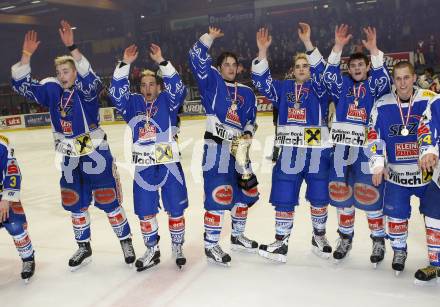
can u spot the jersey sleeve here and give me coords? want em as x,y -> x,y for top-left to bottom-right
419,95 -> 440,159
0,137 -> 21,202
251,57 -> 283,109
188,33 -> 219,104
244,92 -> 257,136
323,50 -> 344,103
307,48 -> 327,99
368,51 -> 392,99
367,102 -> 386,172
159,61 -> 187,112
109,62 -> 137,122
11,61 -> 52,107
74,55 -> 103,102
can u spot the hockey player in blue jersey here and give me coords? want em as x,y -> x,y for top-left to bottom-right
11,21 -> 135,270
0,135 -> 35,283
189,26 -> 259,266
323,24 -> 391,264
417,93 -> 440,283
251,24 -> 332,262
109,43 -> 188,271
369,61 -> 436,275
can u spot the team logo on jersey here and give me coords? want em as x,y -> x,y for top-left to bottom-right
286,87 -> 310,104
242,186 -> 258,198
395,142 -> 418,161
225,108 -> 241,127
155,143 -> 174,163
74,134 -> 93,155
354,183 -> 380,205
346,85 -> 367,99
139,124 -> 156,141
304,128 -> 321,146
346,104 -> 367,122
7,160 -> 19,175
212,185 -> 233,205
329,181 -> 352,202
287,108 -> 307,123
61,120 -> 73,135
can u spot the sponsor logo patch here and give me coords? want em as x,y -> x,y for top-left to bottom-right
61,188 -> 79,206
204,212 -> 221,226
395,142 -> 418,161
354,183 -> 380,205
329,181 -> 352,202
93,188 -> 116,205
346,104 -> 367,122
388,221 -> 408,234
212,185 -> 233,205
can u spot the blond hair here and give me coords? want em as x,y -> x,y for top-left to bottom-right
293,53 -> 309,66
392,61 -> 415,77
54,55 -> 75,69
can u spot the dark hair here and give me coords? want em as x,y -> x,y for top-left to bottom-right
347,52 -> 370,67
392,61 -> 415,77
216,51 -> 239,68
424,67 -> 434,76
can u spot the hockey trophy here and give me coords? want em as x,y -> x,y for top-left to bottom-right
231,135 -> 258,190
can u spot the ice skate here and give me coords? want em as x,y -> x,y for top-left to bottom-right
392,249 -> 407,276
120,237 -> 136,267
69,242 -> 92,272
135,244 -> 160,272
414,265 -> 440,285
370,236 -> 385,269
231,234 -> 258,253
21,257 -> 35,284
172,243 -> 186,270
258,235 -> 289,263
333,233 -> 352,263
205,244 -> 231,267
312,234 -> 332,259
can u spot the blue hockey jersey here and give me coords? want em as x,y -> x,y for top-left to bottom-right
11,56 -> 105,156
189,33 -> 257,140
109,61 -> 187,166
0,135 -> 21,202
368,88 -> 436,187
251,48 -> 330,147
324,50 -> 391,147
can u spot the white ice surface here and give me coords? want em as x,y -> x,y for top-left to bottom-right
0,115 -> 438,307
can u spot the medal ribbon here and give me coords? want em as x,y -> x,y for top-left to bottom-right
60,89 -> 75,113
295,83 -> 303,104
353,84 -> 363,104
396,93 -> 414,131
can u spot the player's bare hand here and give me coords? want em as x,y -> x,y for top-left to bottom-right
149,43 -> 165,64
123,44 -> 138,64
362,26 -> 378,54
22,30 -> 40,56
58,20 -> 74,47
372,167 -> 385,186
298,22 -> 311,43
209,26 -> 224,40
0,200 -> 10,223
256,28 -> 272,51
420,153 -> 439,173
334,24 -> 352,49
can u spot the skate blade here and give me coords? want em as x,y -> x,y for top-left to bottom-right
207,257 -> 231,267
23,278 -> 31,284
231,244 -> 258,254
70,257 -> 92,272
258,250 -> 287,263
333,252 -> 350,264
414,277 -> 440,286
312,246 -> 331,259
394,270 -> 402,277
136,259 -> 160,272
128,263 -> 134,268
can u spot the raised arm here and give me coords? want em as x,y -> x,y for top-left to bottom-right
323,24 -> 352,101
150,44 -> 187,112
59,20 -> 102,99
11,30 -> 52,107
188,26 -> 223,96
362,27 -> 391,99
108,44 -> 139,121
298,22 -> 327,98
251,28 -> 282,109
